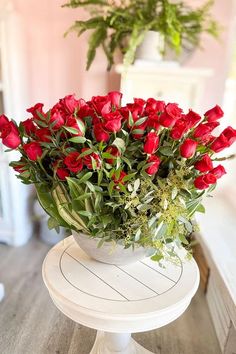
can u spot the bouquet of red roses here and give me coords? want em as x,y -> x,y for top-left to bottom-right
0,92 -> 235,261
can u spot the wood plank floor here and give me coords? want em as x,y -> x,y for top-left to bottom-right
0,237 -> 221,354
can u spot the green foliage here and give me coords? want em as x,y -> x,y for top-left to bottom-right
63,0 -> 220,70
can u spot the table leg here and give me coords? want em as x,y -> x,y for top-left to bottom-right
90,331 -> 154,354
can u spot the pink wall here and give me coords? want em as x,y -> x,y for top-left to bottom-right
13,0 -> 111,109
12,0 -> 236,111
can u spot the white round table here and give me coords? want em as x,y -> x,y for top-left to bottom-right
42,236 -> 199,354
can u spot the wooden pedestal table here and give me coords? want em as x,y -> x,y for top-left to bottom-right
42,237 -> 200,354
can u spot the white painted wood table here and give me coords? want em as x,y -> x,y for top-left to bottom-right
42,236 -> 200,354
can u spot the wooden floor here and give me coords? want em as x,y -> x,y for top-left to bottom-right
0,237 -> 221,354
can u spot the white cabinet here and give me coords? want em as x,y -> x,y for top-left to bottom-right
116,64 -> 213,112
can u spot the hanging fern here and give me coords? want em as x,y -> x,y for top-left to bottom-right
63,0 -> 220,70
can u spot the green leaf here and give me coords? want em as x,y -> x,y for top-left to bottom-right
108,181 -> 115,196
134,228 -> 141,242
112,137 -> 126,152
79,148 -> 93,158
196,204 -> 205,213
69,136 -> 87,143
134,116 -> 148,126
158,146 -> 174,156
86,26 -> 107,70
63,126 -> 80,135
47,216 -> 60,230
77,171 -> 93,184
151,253 -> 164,262
86,180 -> 95,192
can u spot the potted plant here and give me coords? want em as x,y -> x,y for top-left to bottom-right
63,0 -> 219,69
0,92 -> 235,265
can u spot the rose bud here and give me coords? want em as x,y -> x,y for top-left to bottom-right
56,167 -> 70,180
194,175 -> 209,190
26,103 -> 45,119
194,154 -> 213,172
180,139 -> 197,158
23,142 -> 43,161
112,171 -> 127,184
50,109 -> 65,130
0,115 -> 21,149
94,123 -> 110,142
108,91 -> 123,108
145,155 -> 161,175
222,126 -> 236,145
105,146 -> 120,164
144,132 -> 159,154
204,105 -> 224,122
81,148 -> 101,170
210,165 -> 226,179
193,122 -> 219,139
210,134 -> 229,153
103,111 -> 122,133
21,118 -> 37,135
64,152 -> 83,173
194,173 -> 217,190
35,128 -> 51,142
185,110 -> 201,128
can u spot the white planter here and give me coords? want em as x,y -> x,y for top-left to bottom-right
72,231 -> 154,266
135,30 -> 164,63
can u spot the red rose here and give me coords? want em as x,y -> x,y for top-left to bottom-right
50,109 -> 65,130
144,132 -> 159,154
180,139 -> 197,158
159,103 -> 182,127
64,152 -> 83,173
210,126 -> 236,153
81,148 -> 101,170
170,119 -> 188,140
21,118 -> 37,135
112,171 -> 127,184
59,94 -> 80,114
94,123 -> 110,142
194,155 -> 213,172
193,122 -> 219,139
204,105 -> 224,122
203,173 -> 217,185
185,110 -> 202,128
23,142 -> 43,161
145,98 -> 165,115
222,126 -> 236,145
210,165 -> 226,179
134,98 -> 146,115
0,120 -> 21,149
145,155 -> 161,175
147,113 -> 160,131
35,128 -> 51,142
105,146 -> 120,164
27,103 -> 45,119
77,99 -> 93,119
103,111 -> 122,133
56,167 -> 70,180
194,173 -> 217,190
0,114 -> 9,128
108,91 -> 122,108
91,95 -> 111,115
194,175 -> 209,190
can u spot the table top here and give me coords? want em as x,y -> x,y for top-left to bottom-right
42,236 -> 199,332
